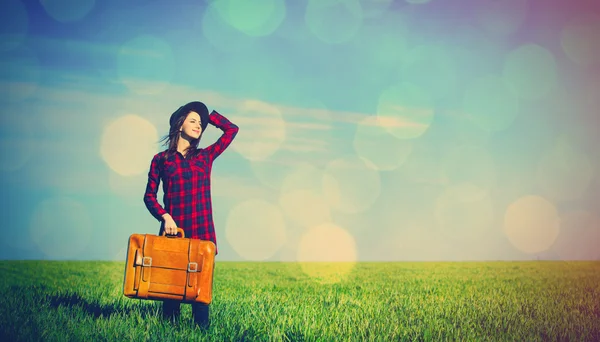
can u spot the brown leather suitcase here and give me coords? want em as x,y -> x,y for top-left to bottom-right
123,228 -> 215,304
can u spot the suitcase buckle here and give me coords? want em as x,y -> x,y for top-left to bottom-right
142,257 -> 152,267
188,262 -> 198,273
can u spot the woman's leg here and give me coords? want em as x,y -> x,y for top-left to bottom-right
162,299 -> 181,321
192,303 -> 210,328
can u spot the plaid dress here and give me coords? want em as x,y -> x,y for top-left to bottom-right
143,110 -> 238,255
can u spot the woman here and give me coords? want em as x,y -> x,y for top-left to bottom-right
143,101 -> 239,327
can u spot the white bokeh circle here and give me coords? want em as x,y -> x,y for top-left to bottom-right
296,223 -> 357,283
100,114 -> 158,176
503,195 -> 560,255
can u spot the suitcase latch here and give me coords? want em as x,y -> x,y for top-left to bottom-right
142,257 -> 152,267
188,262 -> 198,273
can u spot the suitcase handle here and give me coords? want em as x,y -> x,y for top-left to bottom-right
162,228 -> 185,238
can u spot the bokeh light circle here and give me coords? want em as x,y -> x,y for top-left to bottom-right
116,35 -> 175,95
536,136 -> 594,201
474,0 -> 529,38
305,0 -> 364,44
29,197 -> 93,259
100,114 -> 158,176
217,0 -> 286,37
322,155 -> 381,214
0,0 -> 29,51
400,44 -> 458,101
560,13 -> 600,68
503,195 -> 560,255
376,83 -> 435,140
463,74 -> 519,132
0,47 -> 41,103
553,210 -> 600,260
502,44 -> 558,100
225,199 -> 287,260
40,0 -> 96,23
230,100 -> 286,161
353,115 -> 413,171
201,0 -> 257,53
296,223 -> 357,283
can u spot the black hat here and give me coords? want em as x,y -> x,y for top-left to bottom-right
169,101 -> 209,131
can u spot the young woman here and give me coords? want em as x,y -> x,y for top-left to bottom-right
143,101 -> 238,327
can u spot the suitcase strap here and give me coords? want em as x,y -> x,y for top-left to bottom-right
138,235 -> 153,299
185,241 -> 203,302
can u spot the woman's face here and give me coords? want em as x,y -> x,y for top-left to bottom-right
180,111 -> 202,140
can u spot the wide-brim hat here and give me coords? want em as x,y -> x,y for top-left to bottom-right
169,101 -> 209,131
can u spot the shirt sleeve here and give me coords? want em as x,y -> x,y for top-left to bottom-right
204,110 -> 239,162
143,154 -> 168,221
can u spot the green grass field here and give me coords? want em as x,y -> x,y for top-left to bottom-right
1,260 -> 599,341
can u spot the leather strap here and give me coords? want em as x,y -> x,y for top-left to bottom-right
133,249 -> 141,290
138,235 -> 153,299
185,240 -> 201,301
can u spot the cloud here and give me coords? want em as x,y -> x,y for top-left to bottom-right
1,75 -> 432,192
280,136 -> 329,153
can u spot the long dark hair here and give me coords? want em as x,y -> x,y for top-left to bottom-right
158,112 -> 201,159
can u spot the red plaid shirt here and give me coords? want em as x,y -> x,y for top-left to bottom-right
143,110 -> 239,255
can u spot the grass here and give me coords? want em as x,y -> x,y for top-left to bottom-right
0,260 -> 599,341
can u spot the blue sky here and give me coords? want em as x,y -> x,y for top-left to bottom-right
1,0 -> 599,266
